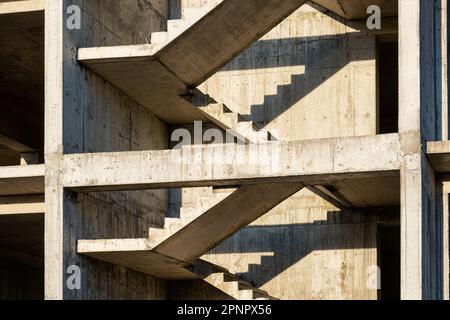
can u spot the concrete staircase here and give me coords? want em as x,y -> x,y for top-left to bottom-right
149,187 -> 230,244
152,182 -> 304,262
78,0 -> 309,123
189,259 -> 278,300
151,5 -> 217,51
190,92 -> 273,143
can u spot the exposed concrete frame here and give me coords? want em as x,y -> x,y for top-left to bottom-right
43,0 -> 64,300
0,0 -> 438,300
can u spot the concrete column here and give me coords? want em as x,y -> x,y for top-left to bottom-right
442,180 -> 450,299
399,0 -> 443,299
44,0 -> 65,300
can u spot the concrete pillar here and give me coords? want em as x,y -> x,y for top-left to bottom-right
44,0 -> 64,300
443,181 -> 450,299
399,0 -> 444,299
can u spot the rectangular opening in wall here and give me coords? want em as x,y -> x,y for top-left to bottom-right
377,224 -> 400,300
0,211 -> 44,300
0,3 -> 45,166
377,36 -> 399,134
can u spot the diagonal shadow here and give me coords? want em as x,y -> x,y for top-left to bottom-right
207,207 -> 399,287
216,32 -> 375,125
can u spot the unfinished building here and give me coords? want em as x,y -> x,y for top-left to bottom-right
0,0 -> 448,300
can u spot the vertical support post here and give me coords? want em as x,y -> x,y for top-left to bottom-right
44,0 -> 64,300
440,0 -> 449,140
399,0 -> 444,299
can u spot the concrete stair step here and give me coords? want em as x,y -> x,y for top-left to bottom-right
151,6 -> 215,48
203,271 -> 275,300
198,103 -> 240,126
188,259 -> 278,300
153,183 -> 304,262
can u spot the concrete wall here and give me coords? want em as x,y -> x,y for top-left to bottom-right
61,0 -> 170,299
199,4 -> 378,141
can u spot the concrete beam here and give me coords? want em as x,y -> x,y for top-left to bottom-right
77,239 -> 195,280
0,245 -> 43,269
156,0 -> 309,86
63,133 -> 403,192
0,0 -> 44,30
0,202 -> 45,215
0,164 -> 45,196
78,44 -> 205,124
427,140 -> 450,172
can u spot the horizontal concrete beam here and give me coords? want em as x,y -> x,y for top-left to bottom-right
427,141 -> 450,172
63,134 -> 403,192
0,0 -> 44,30
0,0 -> 44,15
0,202 -> 45,215
0,164 -> 45,196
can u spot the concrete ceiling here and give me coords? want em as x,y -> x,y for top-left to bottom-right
313,0 -> 398,20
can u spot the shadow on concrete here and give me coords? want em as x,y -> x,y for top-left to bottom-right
217,31 -> 374,125
207,207 -> 399,287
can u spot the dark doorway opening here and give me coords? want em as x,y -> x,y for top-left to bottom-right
377,224 -> 400,300
377,37 -> 399,134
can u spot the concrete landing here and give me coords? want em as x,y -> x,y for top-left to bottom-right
63,134 -> 403,207
78,45 -> 205,124
77,238 -> 195,280
0,0 -> 44,29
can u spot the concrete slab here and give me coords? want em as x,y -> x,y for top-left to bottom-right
78,0 -> 309,124
0,164 -> 45,196
78,45 -> 206,124
77,238 -> 195,280
427,141 -> 450,172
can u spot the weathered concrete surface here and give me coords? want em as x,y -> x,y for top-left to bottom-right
78,0 -> 309,123
0,165 -> 44,196
46,0 -> 171,300
78,45 -> 206,124
63,134 -> 402,192
153,182 -> 304,262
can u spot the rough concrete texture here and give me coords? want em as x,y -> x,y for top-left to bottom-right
0,0 -> 448,301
